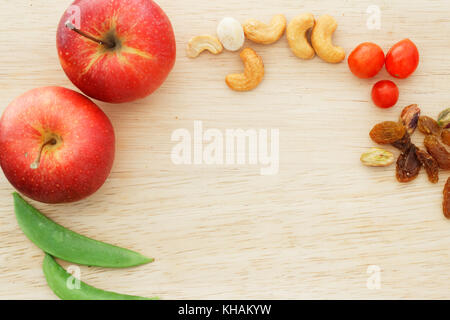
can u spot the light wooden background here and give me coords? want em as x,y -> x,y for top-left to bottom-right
1,0 -> 450,300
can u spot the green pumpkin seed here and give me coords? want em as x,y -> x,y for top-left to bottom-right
360,148 -> 395,167
437,108 -> 450,128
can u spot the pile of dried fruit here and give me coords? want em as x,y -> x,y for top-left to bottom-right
187,13 -> 345,92
362,104 -> 450,218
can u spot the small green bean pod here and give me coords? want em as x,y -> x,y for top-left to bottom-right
14,192 -> 152,268
43,254 -> 157,300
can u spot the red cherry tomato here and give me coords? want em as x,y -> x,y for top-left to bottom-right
348,42 -> 385,78
371,80 -> 399,109
385,39 -> 419,79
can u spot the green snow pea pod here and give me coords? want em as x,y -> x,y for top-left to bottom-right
43,254 -> 157,300
13,192 -> 152,268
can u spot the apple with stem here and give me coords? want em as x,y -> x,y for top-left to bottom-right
0,87 -> 115,204
57,0 -> 176,103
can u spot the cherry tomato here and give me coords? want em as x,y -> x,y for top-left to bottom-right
371,80 -> 399,109
348,42 -> 385,78
385,39 -> 419,79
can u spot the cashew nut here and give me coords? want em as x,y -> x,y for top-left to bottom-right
286,13 -> 315,60
225,48 -> 264,92
186,35 -> 223,58
217,17 -> 245,51
243,14 -> 286,45
311,14 -> 346,63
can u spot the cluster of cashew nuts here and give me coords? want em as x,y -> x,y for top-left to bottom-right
187,13 -> 345,91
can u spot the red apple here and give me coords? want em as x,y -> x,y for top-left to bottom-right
0,87 -> 115,203
57,0 -> 176,103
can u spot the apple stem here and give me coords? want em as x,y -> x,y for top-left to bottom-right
65,21 -> 115,49
30,138 -> 57,170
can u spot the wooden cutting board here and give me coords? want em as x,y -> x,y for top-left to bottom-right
1,0 -> 450,299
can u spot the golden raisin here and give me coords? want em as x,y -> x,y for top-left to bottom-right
370,121 -> 406,145
424,135 -> 450,170
443,177 -> 450,219
416,148 -> 439,183
396,144 -> 421,183
418,116 -> 441,136
441,129 -> 450,146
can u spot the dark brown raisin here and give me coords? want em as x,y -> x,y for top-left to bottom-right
424,135 -> 450,170
396,144 -> 421,183
418,116 -> 441,136
370,121 -> 406,144
392,131 -> 411,152
400,104 -> 420,135
416,148 -> 439,183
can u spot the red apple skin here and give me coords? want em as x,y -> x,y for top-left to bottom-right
0,87 -> 115,203
57,0 -> 176,103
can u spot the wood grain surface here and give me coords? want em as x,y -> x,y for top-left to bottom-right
1,0 -> 450,299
